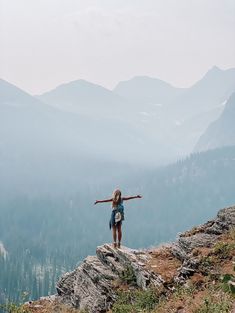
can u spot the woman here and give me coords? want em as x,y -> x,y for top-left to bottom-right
94,189 -> 142,248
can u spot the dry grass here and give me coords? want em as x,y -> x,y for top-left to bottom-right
147,247 -> 182,283
152,232 -> 235,313
24,299 -> 81,313
154,285 -> 234,313
154,289 -> 205,313
180,221 -> 214,238
112,231 -> 235,313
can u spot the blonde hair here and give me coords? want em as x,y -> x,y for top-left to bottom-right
112,189 -> 122,208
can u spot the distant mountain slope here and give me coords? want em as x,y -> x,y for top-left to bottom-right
124,145 -> 235,248
0,79 -> 175,196
113,67 -> 235,120
112,68 -> 235,156
0,79 -> 95,194
194,92 -> 235,152
37,78 -> 182,157
113,76 -> 183,104
0,78 -> 48,109
167,104 -> 224,155
37,79 -> 128,118
166,66 -> 235,121
2,66 -> 235,171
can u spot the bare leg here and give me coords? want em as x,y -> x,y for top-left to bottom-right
117,223 -> 122,247
112,226 -> 117,247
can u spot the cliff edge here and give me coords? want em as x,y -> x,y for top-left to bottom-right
27,205 -> 235,313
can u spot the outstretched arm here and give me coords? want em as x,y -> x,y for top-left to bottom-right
122,195 -> 142,201
94,198 -> 113,205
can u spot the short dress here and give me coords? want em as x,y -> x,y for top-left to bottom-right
109,200 -> 125,229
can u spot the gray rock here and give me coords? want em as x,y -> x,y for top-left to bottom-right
97,244 -> 164,289
57,255 -> 118,312
172,205 -> 235,282
173,205 -> 235,260
57,244 -> 164,312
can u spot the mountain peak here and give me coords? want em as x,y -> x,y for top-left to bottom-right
205,65 -> 235,78
0,78 -> 46,108
113,75 -> 181,104
114,75 -> 174,89
209,65 -> 222,72
37,78 -> 127,112
203,66 -> 223,78
48,79 -> 109,94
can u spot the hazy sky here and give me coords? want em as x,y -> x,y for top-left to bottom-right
0,0 -> 235,94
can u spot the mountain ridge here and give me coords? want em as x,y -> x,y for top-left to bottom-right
37,78 -> 129,118
113,75 -> 183,104
0,78 -> 50,110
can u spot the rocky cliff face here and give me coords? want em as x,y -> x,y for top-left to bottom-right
56,245 -> 164,312
194,92 -> 235,152
53,205 -> 235,313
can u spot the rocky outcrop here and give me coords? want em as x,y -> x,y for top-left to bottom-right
56,245 -> 164,312
56,205 -> 235,313
171,206 -> 235,283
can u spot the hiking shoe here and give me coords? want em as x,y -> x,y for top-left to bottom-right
117,242 -> 121,249
113,242 -> 117,248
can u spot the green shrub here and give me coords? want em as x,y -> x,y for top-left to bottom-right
112,289 -> 159,313
79,309 -> 89,313
172,285 -> 196,299
228,227 -> 235,240
213,242 -> 235,259
134,289 -> 159,311
194,296 -> 232,313
0,293 -> 30,313
198,255 -> 215,275
0,302 -> 30,313
221,274 -> 235,295
120,265 -> 137,286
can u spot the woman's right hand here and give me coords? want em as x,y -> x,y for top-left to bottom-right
94,200 -> 99,205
